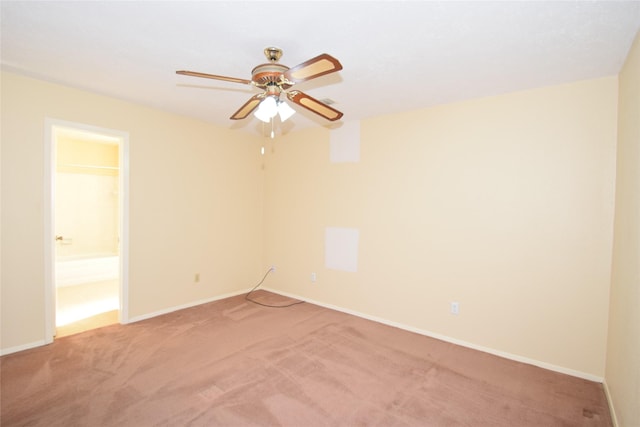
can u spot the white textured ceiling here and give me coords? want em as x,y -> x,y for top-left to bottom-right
2,1 -> 639,136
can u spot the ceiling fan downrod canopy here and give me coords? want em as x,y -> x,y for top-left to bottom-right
264,47 -> 283,62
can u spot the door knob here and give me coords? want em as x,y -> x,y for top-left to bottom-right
55,235 -> 63,241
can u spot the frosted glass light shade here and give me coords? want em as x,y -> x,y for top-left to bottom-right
254,96 -> 278,123
278,101 -> 296,122
262,96 -> 278,115
254,107 -> 272,123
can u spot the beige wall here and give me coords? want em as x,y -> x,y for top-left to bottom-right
263,77 -> 618,378
1,71 -> 264,350
606,30 -> 640,427
0,68 -> 624,383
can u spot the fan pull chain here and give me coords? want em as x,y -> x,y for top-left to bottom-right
270,118 -> 275,139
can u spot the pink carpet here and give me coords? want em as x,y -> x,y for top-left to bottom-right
1,291 -> 612,426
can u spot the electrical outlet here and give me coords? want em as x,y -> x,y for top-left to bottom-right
450,301 -> 459,315
311,272 -> 317,283
195,273 -> 200,283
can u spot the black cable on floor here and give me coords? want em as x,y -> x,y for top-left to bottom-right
245,268 -> 305,308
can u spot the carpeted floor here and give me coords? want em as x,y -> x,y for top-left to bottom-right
1,290 -> 612,426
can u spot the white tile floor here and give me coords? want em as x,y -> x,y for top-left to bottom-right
56,280 -> 119,327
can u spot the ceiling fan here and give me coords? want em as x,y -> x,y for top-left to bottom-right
176,47 -> 344,123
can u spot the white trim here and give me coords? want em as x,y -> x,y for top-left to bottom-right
127,289 -> 249,324
44,118 -> 130,337
3,289 -> 248,354
603,380 -> 619,427
1,340 -> 48,356
262,286 -> 604,383
43,121 -> 55,344
118,128 -> 130,325
7,282 -> 608,385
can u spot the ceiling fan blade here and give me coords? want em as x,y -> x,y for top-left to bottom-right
286,91 -> 343,121
176,70 -> 252,85
283,54 -> 343,84
230,94 -> 264,120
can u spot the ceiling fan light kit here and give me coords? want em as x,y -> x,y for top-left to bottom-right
177,47 -> 343,136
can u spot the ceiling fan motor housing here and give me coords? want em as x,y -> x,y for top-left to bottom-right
251,63 -> 291,89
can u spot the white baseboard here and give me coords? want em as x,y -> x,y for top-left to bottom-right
1,290 -> 250,356
126,289 -> 249,324
602,380 -> 619,427
1,339 -> 48,356
262,286 -> 604,383
2,287 -> 605,386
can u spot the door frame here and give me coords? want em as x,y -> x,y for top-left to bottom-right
44,118 -> 130,343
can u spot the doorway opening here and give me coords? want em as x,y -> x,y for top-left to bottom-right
45,119 -> 129,341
